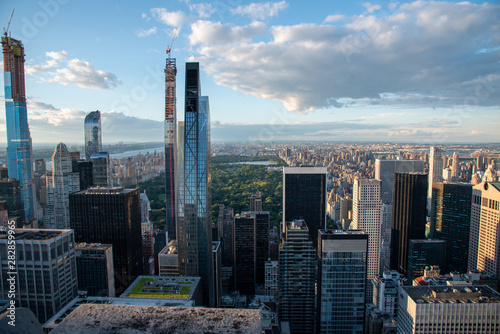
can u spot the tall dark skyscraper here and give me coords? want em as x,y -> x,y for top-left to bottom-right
430,182 -> 472,273
84,111 -> 102,161
2,35 -> 36,221
390,172 -> 427,273
177,62 -> 214,306
164,48 -> 177,241
283,166 -> 327,249
69,187 -> 142,295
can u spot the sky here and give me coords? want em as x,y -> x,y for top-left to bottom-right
0,0 -> 499,146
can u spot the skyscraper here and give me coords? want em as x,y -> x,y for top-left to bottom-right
233,214 -> 255,295
283,166 -> 327,249
75,242 -> 115,297
90,152 -> 110,187
390,173 -> 427,273
0,229 -> 78,323
451,152 -> 460,181
317,229 -> 367,334
407,239 -> 446,280
430,182 -> 472,273
352,178 -> 381,301
374,159 -> 425,203
177,62 -> 214,306
84,111 -> 102,161
45,143 -> 80,229
468,182 -> 500,282
0,178 -> 23,224
428,146 -> 443,214
278,220 -> 316,333
164,50 -> 177,241
2,35 -> 36,221
69,187 -> 142,295
250,191 -> 262,211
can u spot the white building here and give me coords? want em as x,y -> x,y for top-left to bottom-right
45,143 -> 80,229
468,182 -> 500,279
372,270 -> 404,318
352,177 -> 382,302
264,259 -> 278,301
398,285 -> 500,334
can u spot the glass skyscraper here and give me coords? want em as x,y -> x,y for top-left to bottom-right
177,62 -> 214,307
84,110 -> 102,161
2,36 -> 36,221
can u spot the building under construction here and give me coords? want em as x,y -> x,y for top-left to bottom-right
164,35 -> 177,241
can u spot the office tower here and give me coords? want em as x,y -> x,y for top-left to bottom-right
158,240 -> 179,276
75,243 -> 115,297
154,229 -> 168,274
407,239 -> 446,280
317,229 -> 368,334
451,152 -> 460,181
69,187 -> 142,295
250,191 -> 262,211
233,214 -> 255,295
164,52 -> 177,241
375,159 -> 425,203
213,241 -> 222,308
45,143 -> 80,229
177,62 -> 214,306
0,166 -> 8,179
72,160 -> 93,190
0,178 -> 23,223
430,182 -> 472,273
390,173 -> 427,273
477,154 -> 485,171
339,196 -> 352,221
219,205 -> 234,266
84,111 -> 102,161
352,178 -> 382,301
90,152 -> 109,187
2,35 -> 36,221
428,146 -> 443,213
398,285 -> 500,334
380,203 -> 392,274
283,166 -> 327,249
265,260 -> 279,301
254,212 -> 270,285
469,182 -> 500,282
278,220 -> 316,333
372,271 -> 404,318
0,229 -> 78,322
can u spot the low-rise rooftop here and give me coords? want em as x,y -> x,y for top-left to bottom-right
403,285 -> 500,304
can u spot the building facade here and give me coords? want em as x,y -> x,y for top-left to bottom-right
407,239 -> 446,280
0,229 -> 78,323
278,220 -> 316,333
372,271 -> 404,318
69,187 -> 142,295
283,166 -> 327,249
468,182 -> 500,283
177,62 -> 214,306
2,36 -> 36,221
390,173 -> 427,274
90,152 -> 110,187
317,229 -> 368,334
430,182 -> 472,273
428,146 -> 443,214
352,177 -> 382,301
0,178 -> 23,224
375,159 -> 425,204
84,111 -> 102,162
75,243 -> 115,297
45,143 -> 80,229
265,260 -> 278,301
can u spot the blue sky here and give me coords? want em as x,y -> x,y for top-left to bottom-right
0,0 -> 499,146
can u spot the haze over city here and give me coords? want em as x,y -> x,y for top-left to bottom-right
0,0 -> 498,145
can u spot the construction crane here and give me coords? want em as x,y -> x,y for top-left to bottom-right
166,29 -> 178,66
3,9 -> 14,36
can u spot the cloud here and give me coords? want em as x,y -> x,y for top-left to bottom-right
26,51 -> 68,75
49,59 -> 121,90
189,21 -> 266,45
470,130 -> 485,136
189,3 -> 216,19
151,8 -> 186,27
231,1 -> 288,20
188,1 -> 500,113
362,2 -> 381,14
136,27 -> 158,37
142,13 -> 150,21
324,15 -> 346,23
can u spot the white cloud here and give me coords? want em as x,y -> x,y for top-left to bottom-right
189,1 -> 500,113
362,2 -> 381,14
136,27 -> 158,37
49,59 -> 121,89
324,15 -> 346,23
231,1 -> 288,20
189,21 -> 266,45
151,8 -> 186,27
470,130 -> 485,136
142,13 -> 150,21
190,3 -> 216,19
46,51 -> 68,60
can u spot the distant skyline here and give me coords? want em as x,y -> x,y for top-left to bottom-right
0,0 -> 499,145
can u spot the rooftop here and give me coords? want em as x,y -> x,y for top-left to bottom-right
121,276 -> 199,300
75,243 -> 112,251
403,285 -> 500,304
0,229 -> 70,241
51,304 -> 262,334
319,229 -> 366,236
